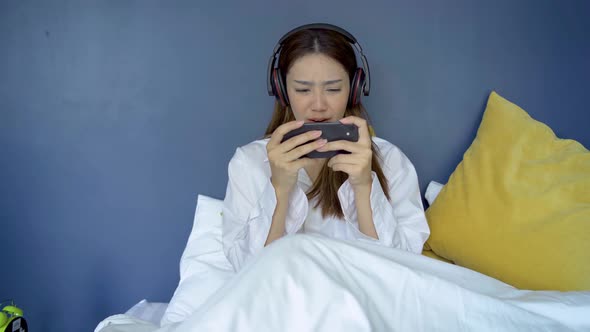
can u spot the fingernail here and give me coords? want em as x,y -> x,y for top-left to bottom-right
312,130 -> 322,137
317,139 -> 328,150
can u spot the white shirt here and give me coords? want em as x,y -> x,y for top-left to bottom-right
222,136 -> 430,271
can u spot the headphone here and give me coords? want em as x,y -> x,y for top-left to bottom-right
0,301 -> 27,332
267,23 -> 371,109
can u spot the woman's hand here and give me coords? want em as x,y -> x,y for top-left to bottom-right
267,120 -> 327,199
316,116 -> 373,190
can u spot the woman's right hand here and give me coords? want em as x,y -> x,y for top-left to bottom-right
266,120 -> 327,199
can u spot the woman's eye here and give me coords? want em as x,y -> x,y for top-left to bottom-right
295,89 -> 310,93
327,89 -> 341,92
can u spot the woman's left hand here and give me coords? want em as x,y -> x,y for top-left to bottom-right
316,116 -> 373,190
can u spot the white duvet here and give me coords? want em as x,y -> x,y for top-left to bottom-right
96,234 -> 590,332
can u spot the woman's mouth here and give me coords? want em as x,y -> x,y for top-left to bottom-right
308,118 -> 329,123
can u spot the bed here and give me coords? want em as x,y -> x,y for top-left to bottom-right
94,92 -> 590,331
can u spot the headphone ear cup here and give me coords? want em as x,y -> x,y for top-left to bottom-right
0,310 -> 7,327
348,68 -> 365,108
272,68 -> 290,107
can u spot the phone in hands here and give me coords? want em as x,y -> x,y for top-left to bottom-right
281,121 -> 359,158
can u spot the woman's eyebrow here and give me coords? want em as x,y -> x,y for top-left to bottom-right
293,79 -> 343,86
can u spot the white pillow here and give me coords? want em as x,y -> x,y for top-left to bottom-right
125,299 -> 168,325
160,195 -> 235,326
425,181 -> 444,206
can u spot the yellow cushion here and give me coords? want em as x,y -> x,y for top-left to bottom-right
425,91 -> 590,291
421,249 -> 454,264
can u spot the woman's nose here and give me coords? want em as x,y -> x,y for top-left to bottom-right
312,91 -> 327,111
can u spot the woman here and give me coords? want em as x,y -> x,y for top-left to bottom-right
222,23 -> 430,272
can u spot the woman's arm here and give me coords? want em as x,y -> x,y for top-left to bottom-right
353,184 -> 378,240
222,145 -> 309,271
264,189 -> 290,246
334,142 -> 430,254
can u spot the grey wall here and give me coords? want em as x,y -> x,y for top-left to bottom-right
1,1 -> 588,331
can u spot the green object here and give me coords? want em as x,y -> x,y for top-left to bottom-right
0,301 -> 28,332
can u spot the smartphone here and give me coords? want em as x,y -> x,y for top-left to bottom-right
281,121 -> 359,158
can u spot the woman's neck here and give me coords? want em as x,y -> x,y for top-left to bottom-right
304,158 -> 327,183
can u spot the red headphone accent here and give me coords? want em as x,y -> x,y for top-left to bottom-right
272,69 -> 288,107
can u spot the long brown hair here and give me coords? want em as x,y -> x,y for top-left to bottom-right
264,27 -> 391,219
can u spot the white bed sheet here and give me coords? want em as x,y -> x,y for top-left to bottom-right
96,234 -> 590,332
95,300 -> 168,332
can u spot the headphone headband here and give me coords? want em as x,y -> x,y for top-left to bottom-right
276,23 -> 358,49
267,23 -> 371,101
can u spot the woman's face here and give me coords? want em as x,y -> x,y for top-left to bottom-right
285,53 -> 350,123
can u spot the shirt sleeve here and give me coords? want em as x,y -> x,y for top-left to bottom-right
221,146 -> 308,271
337,145 -> 430,254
